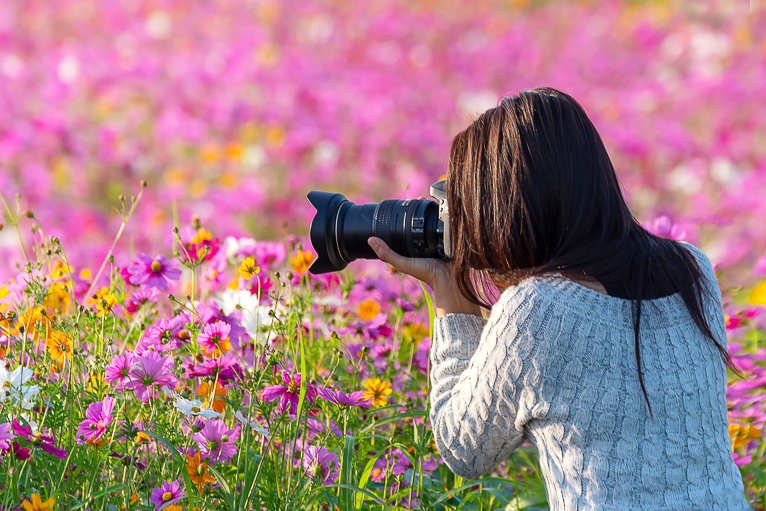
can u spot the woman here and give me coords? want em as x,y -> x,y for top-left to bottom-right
367,87 -> 751,510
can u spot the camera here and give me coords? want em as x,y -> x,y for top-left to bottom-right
305,180 -> 451,274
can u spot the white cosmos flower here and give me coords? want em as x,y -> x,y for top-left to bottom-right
174,396 -> 221,419
216,289 -> 284,343
234,410 -> 271,438
224,236 -> 258,261
0,365 -> 40,410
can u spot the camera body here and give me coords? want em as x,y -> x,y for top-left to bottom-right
306,179 -> 451,274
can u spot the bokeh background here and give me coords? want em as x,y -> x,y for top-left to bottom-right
0,0 -> 763,287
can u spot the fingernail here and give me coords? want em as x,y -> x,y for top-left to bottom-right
368,238 -> 379,250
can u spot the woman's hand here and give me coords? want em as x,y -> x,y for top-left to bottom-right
367,197 -> 483,317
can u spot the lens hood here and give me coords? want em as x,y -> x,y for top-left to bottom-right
307,190 -> 350,274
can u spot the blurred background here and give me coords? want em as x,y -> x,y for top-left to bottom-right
0,0 -> 763,287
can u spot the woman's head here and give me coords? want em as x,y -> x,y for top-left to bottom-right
445,86 -> 745,420
447,87 -> 635,304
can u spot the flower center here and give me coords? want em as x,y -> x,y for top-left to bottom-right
162,491 -> 172,502
288,381 -> 300,394
59,343 -> 68,352
191,406 -> 201,413
207,440 -> 219,451
151,261 -> 162,272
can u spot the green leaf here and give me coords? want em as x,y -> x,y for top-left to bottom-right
420,281 -> 436,336
207,464 -> 235,510
355,443 -> 395,509
340,435 -> 355,510
326,484 -> 391,511
146,432 -> 198,509
432,476 -> 518,505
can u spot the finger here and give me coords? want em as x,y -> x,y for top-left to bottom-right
368,237 -> 419,277
417,195 -> 426,200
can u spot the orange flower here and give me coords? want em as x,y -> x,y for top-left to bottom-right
17,306 -> 50,341
21,494 -> 55,511
290,249 -> 315,274
44,283 -> 70,314
46,330 -> 73,365
729,421 -> 762,449
196,381 -> 227,413
357,299 -> 381,321
186,452 -> 215,491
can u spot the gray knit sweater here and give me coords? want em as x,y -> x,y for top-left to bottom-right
429,241 -> 751,510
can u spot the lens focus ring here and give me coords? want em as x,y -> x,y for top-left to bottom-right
373,200 -> 396,246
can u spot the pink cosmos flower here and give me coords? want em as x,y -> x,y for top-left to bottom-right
105,352 -> 135,390
316,386 -> 372,408
149,480 -> 185,510
12,419 -> 68,459
125,288 -> 160,314
77,396 -> 115,444
127,351 -> 177,403
261,371 -> 318,417
645,215 -> 687,241
197,321 -> 232,357
336,312 -> 392,340
127,254 -> 182,290
137,317 -> 186,355
306,416 -> 342,441
253,241 -> 287,269
186,354 -> 241,382
193,419 -> 240,463
0,423 -> 13,451
301,445 -> 339,485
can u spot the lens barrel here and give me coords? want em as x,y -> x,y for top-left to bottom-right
307,192 -> 444,274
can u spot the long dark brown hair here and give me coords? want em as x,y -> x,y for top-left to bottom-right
446,86 -> 746,420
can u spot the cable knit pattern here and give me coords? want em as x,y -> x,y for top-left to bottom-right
429,241 -> 751,510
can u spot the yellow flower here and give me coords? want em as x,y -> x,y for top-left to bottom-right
44,282 -> 70,314
80,268 -> 92,280
87,287 -> 110,306
50,260 -> 71,280
363,378 -> 393,408
191,228 -> 213,245
95,293 -> 118,317
22,494 -> 55,511
165,506 -> 183,511
729,421 -> 762,449
749,281 -> 766,306
402,323 -> 429,342
239,257 -> 261,280
46,330 -> 73,365
290,249 -> 315,274
358,299 -> 381,321
86,373 -> 109,398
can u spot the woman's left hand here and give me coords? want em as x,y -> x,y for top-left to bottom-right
367,197 -> 482,316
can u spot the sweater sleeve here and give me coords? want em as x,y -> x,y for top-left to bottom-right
428,287 -> 542,480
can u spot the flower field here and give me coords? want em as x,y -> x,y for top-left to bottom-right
0,0 -> 764,509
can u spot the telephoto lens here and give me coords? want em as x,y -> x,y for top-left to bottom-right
306,180 -> 451,274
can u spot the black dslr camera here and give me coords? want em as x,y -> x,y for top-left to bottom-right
305,180 -> 451,275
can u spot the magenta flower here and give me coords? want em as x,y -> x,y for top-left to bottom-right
105,352 -> 135,390
197,321 -> 232,357
645,215 -> 687,241
125,288 -> 160,313
301,445 -> 339,485
137,318 -> 184,355
261,371 -> 318,417
12,419 -> 68,459
77,396 -> 115,444
127,351 -> 177,402
316,386 -> 372,408
127,254 -> 182,290
0,423 -> 13,451
193,419 -> 240,463
186,354 -> 241,382
149,480 -> 185,510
